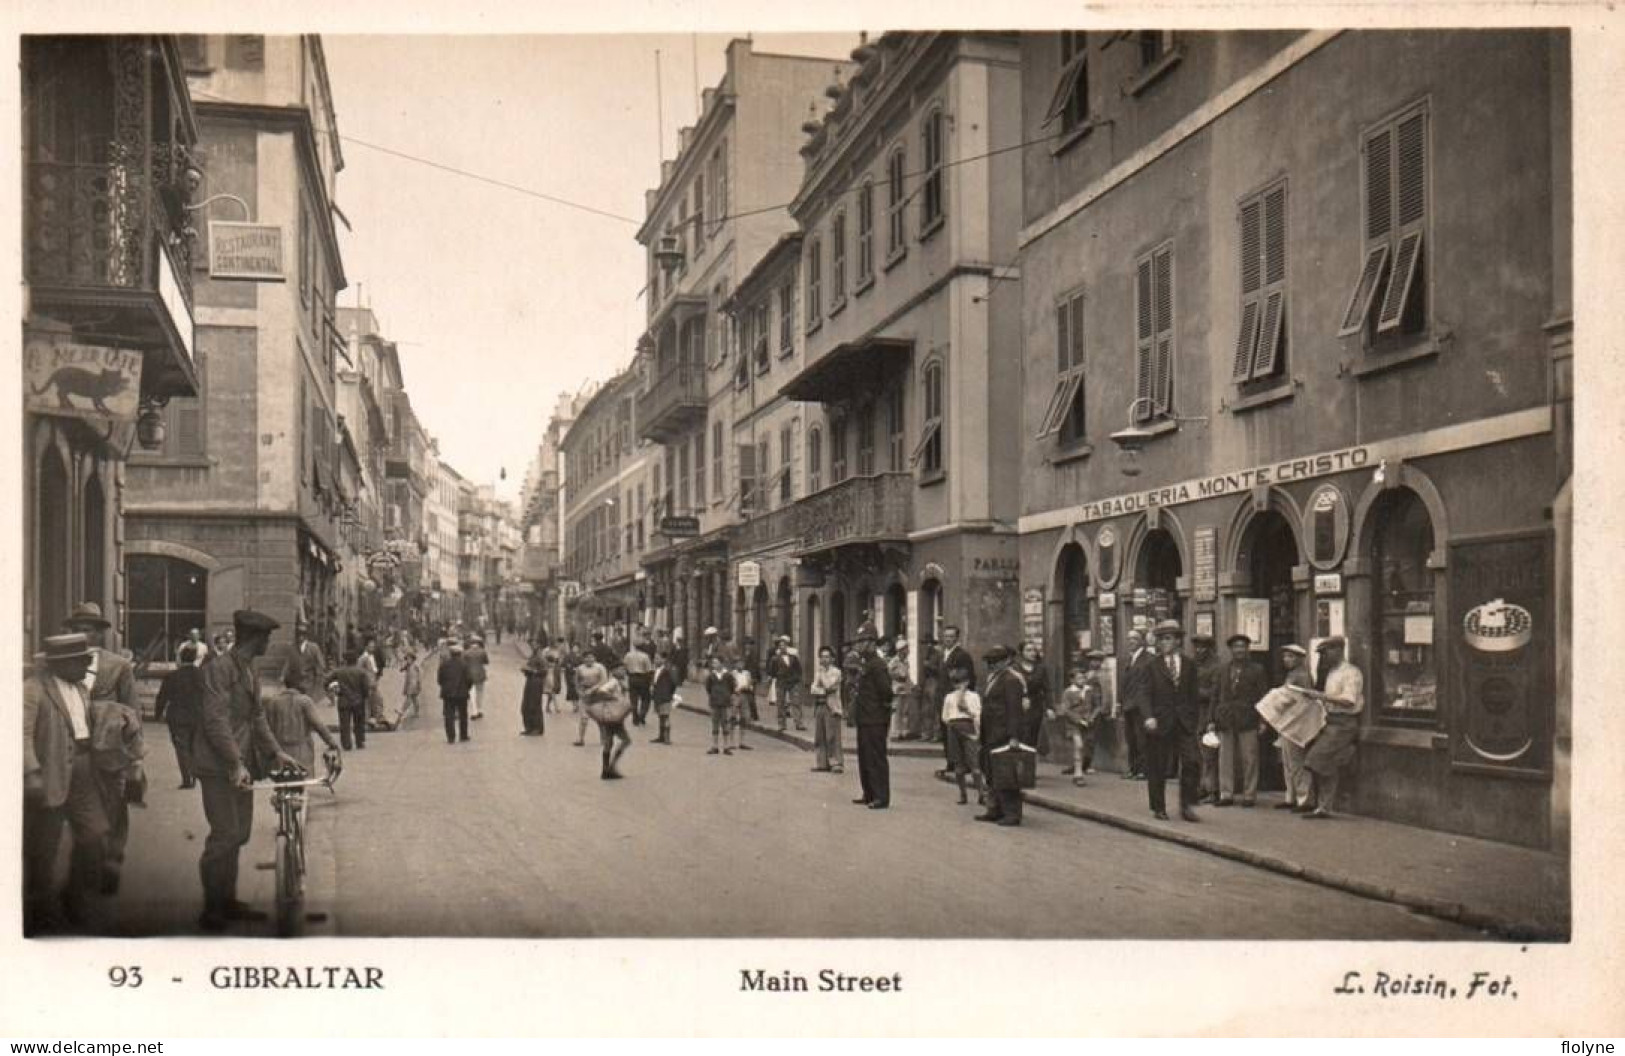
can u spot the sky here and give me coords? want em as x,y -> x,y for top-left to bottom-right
322,33 -> 860,502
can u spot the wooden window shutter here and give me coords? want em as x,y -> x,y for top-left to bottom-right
1338,243 -> 1389,336
1395,111 -> 1426,229
1365,127 -> 1393,241
1069,293 -> 1085,370
1253,291 -> 1286,377
173,353 -> 205,457
1250,184 -> 1288,379
1153,248 -> 1173,413
738,443 -> 756,511
1263,184 -> 1286,286
1231,300 -> 1261,382
1135,257 -> 1154,414
1056,303 -> 1071,374
1376,230 -> 1423,332
1239,200 -> 1262,295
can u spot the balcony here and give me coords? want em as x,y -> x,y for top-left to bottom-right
732,499 -> 801,556
795,472 -> 914,554
23,36 -> 200,401
637,362 -> 708,444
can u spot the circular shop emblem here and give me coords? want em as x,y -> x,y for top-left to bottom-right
1463,598 -> 1534,653
1098,526 -> 1118,549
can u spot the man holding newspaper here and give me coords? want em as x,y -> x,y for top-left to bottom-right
1254,637 -> 1365,820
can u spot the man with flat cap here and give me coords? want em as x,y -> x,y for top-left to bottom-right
192,609 -> 302,931
849,621 -> 896,810
976,645 -> 1029,827
1275,643 -> 1316,811
1302,636 -> 1364,820
1143,619 -> 1202,822
22,633 -> 110,932
1211,632 -> 1270,807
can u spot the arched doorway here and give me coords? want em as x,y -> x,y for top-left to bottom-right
775,576 -> 793,643
1368,488 -> 1438,718
1058,543 -> 1090,677
884,582 -> 907,642
82,467 -> 106,610
1135,528 -> 1183,628
1238,510 -> 1300,686
829,590 -> 847,654
805,593 -> 822,660
37,446 -> 71,644
919,578 -> 943,650
750,584 -> 768,667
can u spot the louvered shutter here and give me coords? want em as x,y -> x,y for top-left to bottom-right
1251,185 -> 1288,378
1365,127 -> 1393,241
738,443 -> 755,512
1069,293 -> 1085,370
1135,258 -> 1153,416
1376,230 -> 1423,332
1239,200 -> 1262,296
1254,291 -> 1285,378
1153,248 -> 1173,413
1395,111 -> 1426,228
1338,243 -> 1389,336
1376,111 -> 1427,333
1232,301 -> 1260,383
1263,184 -> 1286,287
173,400 -> 202,457
1056,303 -> 1070,374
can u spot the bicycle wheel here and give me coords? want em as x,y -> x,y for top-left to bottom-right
274,830 -> 299,937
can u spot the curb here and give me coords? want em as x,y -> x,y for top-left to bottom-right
936,773 -> 1560,942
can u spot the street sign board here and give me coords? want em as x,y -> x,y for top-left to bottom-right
209,221 -> 286,282
737,560 -> 761,589
659,515 -> 700,537
24,337 -> 143,424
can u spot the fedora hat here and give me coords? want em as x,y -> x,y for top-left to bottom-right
63,602 -> 111,630
1152,619 -> 1184,638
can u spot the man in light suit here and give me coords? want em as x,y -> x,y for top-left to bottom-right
1142,620 -> 1202,822
23,633 -> 110,933
62,602 -> 139,894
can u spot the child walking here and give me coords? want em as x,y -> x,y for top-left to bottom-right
1055,656 -> 1106,787
705,657 -> 736,755
941,666 -> 984,805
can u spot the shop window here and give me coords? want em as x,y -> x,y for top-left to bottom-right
1135,528 -> 1183,626
1233,181 -> 1288,386
1060,544 -> 1090,675
126,554 -> 208,662
1339,103 -> 1428,344
1370,488 -> 1438,717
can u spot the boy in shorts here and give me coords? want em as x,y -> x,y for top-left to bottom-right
705,657 -> 736,755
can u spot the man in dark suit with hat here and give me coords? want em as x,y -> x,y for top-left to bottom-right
1142,619 -> 1202,822
849,621 -> 895,810
193,609 -> 302,931
1211,632 -> 1270,807
22,633 -> 109,932
975,645 -> 1028,827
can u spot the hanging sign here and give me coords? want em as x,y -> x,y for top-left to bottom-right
737,560 -> 761,589
659,515 -> 700,537
209,221 -> 286,282
24,337 -> 144,424
1314,573 -> 1343,595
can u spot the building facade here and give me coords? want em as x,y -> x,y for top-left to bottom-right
1015,29 -> 1569,849
22,35 -> 202,657
123,33 -> 349,673
781,31 -> 1026,671
635,39 -> 855,656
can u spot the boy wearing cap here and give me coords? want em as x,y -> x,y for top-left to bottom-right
1212,633 -> 1270,807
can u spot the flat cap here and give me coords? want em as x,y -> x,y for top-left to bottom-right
1316,636 -> 1347,652
983,644 -> 1012,664
1226,632 -> 1252,648
232,609 -> 280,634
1280,644 -> 1308,657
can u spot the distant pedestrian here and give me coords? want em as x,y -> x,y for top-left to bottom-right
1301,638 -> 1364,820
579,661 -> 631,779
622,639 -> 655,727
768,637 -> 805,732
704,657 -> 736,756
540,642 -> 563,714
588,630 -> 618,671
850,622 -> 895,810
464,636 -> 489,720
436,643 -> 473,745
730,656 -> 755,751
650,651 -> 678,745
941,666 -> 984,806
808,646 -> 845,774
178,628 -> 209,667
156,644 -> 205,788
519,649 -> 547,737
280,619 -> 328,698
400,649 -> 422,724
325,664 -> 371,751
566,642 -> 589,746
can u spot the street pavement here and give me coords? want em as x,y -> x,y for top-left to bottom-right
82,645 -> 1485,940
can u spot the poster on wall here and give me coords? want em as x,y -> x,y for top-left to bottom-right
1315,598 -> 1345,639
1194,611 -> 1215,640
1237,598 -> 1270,651
1021,587 -> 1045,643
1097,612 -> 1116,657
1193,526 -> 1218,603
1448,532 -> 1551,777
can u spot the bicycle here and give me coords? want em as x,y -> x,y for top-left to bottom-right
259,752 -> 341,937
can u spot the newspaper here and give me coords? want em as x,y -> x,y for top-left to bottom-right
1254,686 -> 1327,749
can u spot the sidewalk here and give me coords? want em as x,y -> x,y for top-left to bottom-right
680,686 -> 1570,941
670,678 -> 942,758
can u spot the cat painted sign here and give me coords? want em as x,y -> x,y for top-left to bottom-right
24,337 -> 143,423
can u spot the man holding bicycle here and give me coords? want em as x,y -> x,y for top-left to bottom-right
193,609 -> 303,933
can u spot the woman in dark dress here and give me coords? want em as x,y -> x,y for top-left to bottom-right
1018,639 -> 1051,753
519,649 -> 547,737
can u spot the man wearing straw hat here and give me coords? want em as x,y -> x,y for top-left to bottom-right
23,633 -> 110,932
1142,619 -> 1202,822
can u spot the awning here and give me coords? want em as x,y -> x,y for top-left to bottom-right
781,337 -> 912,404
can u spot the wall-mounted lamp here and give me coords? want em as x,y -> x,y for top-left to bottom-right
1107,397 -> 1208,478
135,395 -> 171,451
654,234 -> 684,273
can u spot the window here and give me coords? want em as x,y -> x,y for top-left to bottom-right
830,416 -> 848,484
1038,290 -> 1087,442
1133,243 -> 1175,422
807,426 -> 823,493
636,483 -> 646,551
677,442 -> 690,513
779,425 -> 793,503
676,199 -> 690,275
915,361 -> 945,475
711,419 -> 724,499
1139,30 -> 1175,67
1233,181 -> 1288,385
1340,103 -> 1428,343
737,442 -> 757,514
778,280 -> 794,355
887,148 -> 907,260
921,108 -> 945,232
1043,32 -> 1091,134
692,174 -> 705,256
298,204 -> 311,306
693,430 -> 706,506
1370,489 -> 1437,718
712,140 -> 728,235
806,238 -> 823,329
856,180 -> 875,286
753,302 -> 770,374
624,490 -> 634,554
886,386 -> 905,471
756,438 -> 770,509
831,212 -> 848,308
159,350 -> 207,460
711,282 -> 729,366
734,313 -> 751,390
126,555 -> 208,662
856,404 -> 876,476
